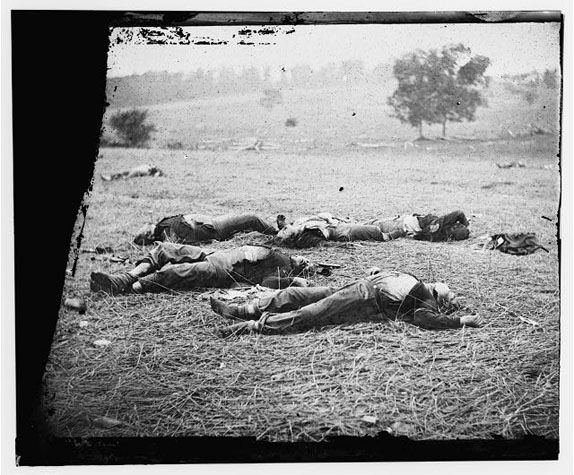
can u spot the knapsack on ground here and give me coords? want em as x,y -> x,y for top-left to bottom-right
487,233 -> 549,255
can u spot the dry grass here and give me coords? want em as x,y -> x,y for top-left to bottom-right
43,133 -> 560,442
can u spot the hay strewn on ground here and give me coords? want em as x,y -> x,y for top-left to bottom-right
43,137 -> 560,442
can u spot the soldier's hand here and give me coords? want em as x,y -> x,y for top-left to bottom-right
460,315 -> 483,328
291,277 -> 310,287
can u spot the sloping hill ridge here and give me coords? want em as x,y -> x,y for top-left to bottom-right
102,81 -> 560,152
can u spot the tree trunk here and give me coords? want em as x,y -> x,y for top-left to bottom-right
442,119 -> 447,138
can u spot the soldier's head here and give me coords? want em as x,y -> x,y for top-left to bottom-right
447,223 -> 470,241
150,166 -> 164,177
290,255 -> 316,276
427,282 -> 461,312
134,223 -> 157,245
275,223 -> 298,246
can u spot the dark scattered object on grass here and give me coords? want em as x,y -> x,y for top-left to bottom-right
81,247 -> 111,254
529,123 -> 548,135
285,117 -> 297,127
481,181 -> 514,189
485,233 -> 549,255
96,246 -> 114,254
541,216 -> 553,222
339,186 -> 344,192
318,262 -> 341,269
101,164 -> 164,181
496,161 -> 526,169
242,138 -> 263,151
213,267 -> 482,336
64,297 -> 87,314
316,262 -> 341,277
108,256 -> 128,263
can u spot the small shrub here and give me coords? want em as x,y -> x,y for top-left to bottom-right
285,117 -> 298,127
109,109 -> 156,148
166,140 -> 183,150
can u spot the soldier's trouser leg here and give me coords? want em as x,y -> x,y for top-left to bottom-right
215,214 -> 277,239
138,242 -> 208,271
223,280 -> 381,335
256,286 -> 335,313
213,286 -> 333,321
332,224 -> 393,242
138,261 -> 223,293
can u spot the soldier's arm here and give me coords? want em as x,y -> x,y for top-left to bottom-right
412,307 -> 461,330
413,306 -> 482,330
442,210 -> 469,227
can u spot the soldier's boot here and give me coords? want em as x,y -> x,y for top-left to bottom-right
383,229 -> 405,241
210,297 -> 262,321
90,272 -> 137,295
218,320 -> 262,338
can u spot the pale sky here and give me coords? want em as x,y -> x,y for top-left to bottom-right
107,22 -> 561,79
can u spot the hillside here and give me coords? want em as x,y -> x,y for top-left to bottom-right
101,78 -> 560,153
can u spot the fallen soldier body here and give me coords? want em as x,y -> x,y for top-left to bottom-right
274,211 -> 469,248
274,212 -> 404,248
211,267 -> 482,336
134,213 -> 278,246
363,210 -> 470,242
101,164 -> 165,181
90,242 -> 314,295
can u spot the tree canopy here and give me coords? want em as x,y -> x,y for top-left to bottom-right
387,44 -> 490,138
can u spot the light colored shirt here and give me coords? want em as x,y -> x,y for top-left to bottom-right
277,213 -> 348,242
364,215 -> 422,236
367,271 -> 419,302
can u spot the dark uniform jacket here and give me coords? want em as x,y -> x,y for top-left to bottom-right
367,272 -> 461,330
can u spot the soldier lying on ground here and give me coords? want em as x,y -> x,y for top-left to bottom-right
101,164 -> 165,181
134,213 -> 278,246
211,267 -> 482,336
90,242 -> 314,295
274,212 -> 404,248
274,211 -> 469,248
363,210 -> 470,242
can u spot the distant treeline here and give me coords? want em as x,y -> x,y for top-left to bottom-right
106,60 -> 393,108
500,68 -> 560,105
106,60 -> 559,110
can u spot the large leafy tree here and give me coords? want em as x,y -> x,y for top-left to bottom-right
388,44 -> 490,138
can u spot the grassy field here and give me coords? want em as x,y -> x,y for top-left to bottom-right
41,77 -> 562,446
43,130 -> 561,443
